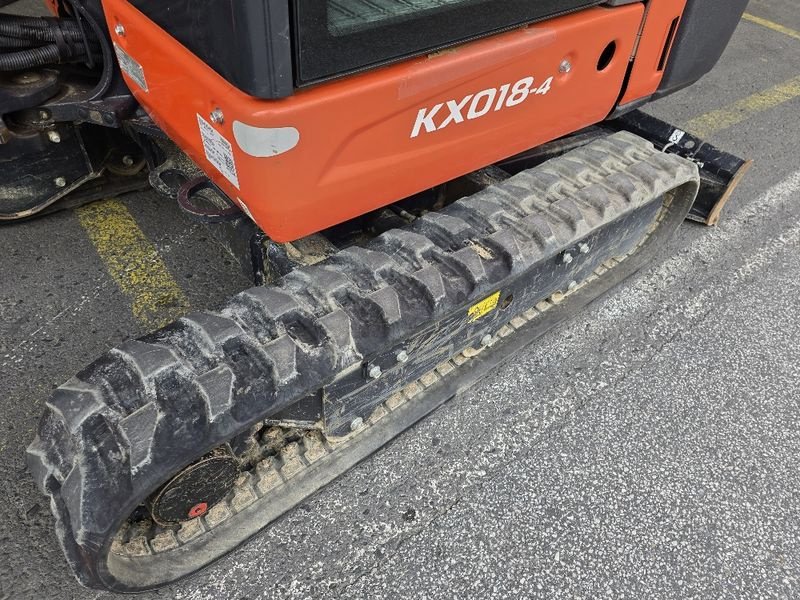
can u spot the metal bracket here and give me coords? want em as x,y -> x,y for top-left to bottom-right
610,110 -> 752,225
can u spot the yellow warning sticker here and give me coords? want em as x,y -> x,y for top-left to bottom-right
468,291 -> 501,322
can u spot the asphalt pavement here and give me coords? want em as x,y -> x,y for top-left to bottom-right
2,1 -> 800,598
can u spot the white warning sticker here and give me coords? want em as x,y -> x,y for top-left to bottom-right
197,114 -> 240,189
113,43 -> 148,92
669,128 -> 686,145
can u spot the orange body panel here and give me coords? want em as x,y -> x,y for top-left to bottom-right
102,1 -> 645,242
620,0 -> 687,106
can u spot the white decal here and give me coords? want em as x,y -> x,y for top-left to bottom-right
197,114 -> 239,189
669,129 -> 686,145
114,43 -> 147,92
411,103 -> 444,138
232,121 -> 300,157
410,75 -> 555,138
439,95 -> 474,129
467,89 -> 496,120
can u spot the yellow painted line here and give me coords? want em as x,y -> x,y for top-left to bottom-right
742,13 -> 800,42
684,75 -> 800,138
76,199 -> 190,329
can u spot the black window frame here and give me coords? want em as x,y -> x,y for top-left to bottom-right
293,0 -> 602,86
126,0 -> 605,98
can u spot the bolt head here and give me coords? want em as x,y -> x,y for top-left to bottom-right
562,252 -> 574,264
568,280 -> 578,290
396,350 -> 409,364
481,334 -> 493,347
47,131 -> 61,144
559,59 -> 572,73
210,108 -> 225,124
350,417 -> 364,431
38,110 -> 50,121
122,155 -> 135,167
114,23 -> 125,36
579,243 -> 590,254
368,365 -> 382,379
54,177 -> 67,188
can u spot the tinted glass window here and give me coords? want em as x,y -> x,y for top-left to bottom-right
295,0 -> 601,85
328,0 -> 488,35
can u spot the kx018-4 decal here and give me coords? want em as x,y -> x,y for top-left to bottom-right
411,75 -> 554,138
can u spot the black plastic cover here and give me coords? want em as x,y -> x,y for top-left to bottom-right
129,0 -> 602,99
129,0 -> 293,99
655,0 -> 750,99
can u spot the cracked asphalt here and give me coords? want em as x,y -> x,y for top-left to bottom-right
2,1 -> 800,598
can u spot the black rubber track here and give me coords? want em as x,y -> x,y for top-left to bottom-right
27,132 -> 700,592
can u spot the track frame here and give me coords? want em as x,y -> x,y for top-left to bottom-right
28,131 -> 699,592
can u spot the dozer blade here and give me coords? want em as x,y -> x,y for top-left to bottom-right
27,131 -> 699,592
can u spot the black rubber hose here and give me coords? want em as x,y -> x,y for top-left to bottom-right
0,24 -> 87,43
0,35 -> 40,49
0,47 -> 103,71
0,9 -> 105,80
0,45 -> 62,71
0,17 -> 87,43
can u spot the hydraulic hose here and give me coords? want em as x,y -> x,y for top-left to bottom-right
0,34 -> 39,49
0,13 -> 99,71
0,44 -> 61,71
0,16 -> 87,43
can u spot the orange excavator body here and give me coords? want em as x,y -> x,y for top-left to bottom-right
102,0 -> 686,242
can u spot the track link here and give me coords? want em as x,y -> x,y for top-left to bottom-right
27,132 -> 699,592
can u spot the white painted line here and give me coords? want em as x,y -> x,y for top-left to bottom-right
597,169 -> 800,322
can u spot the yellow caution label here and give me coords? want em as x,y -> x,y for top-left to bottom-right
468,291 -> 501,322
